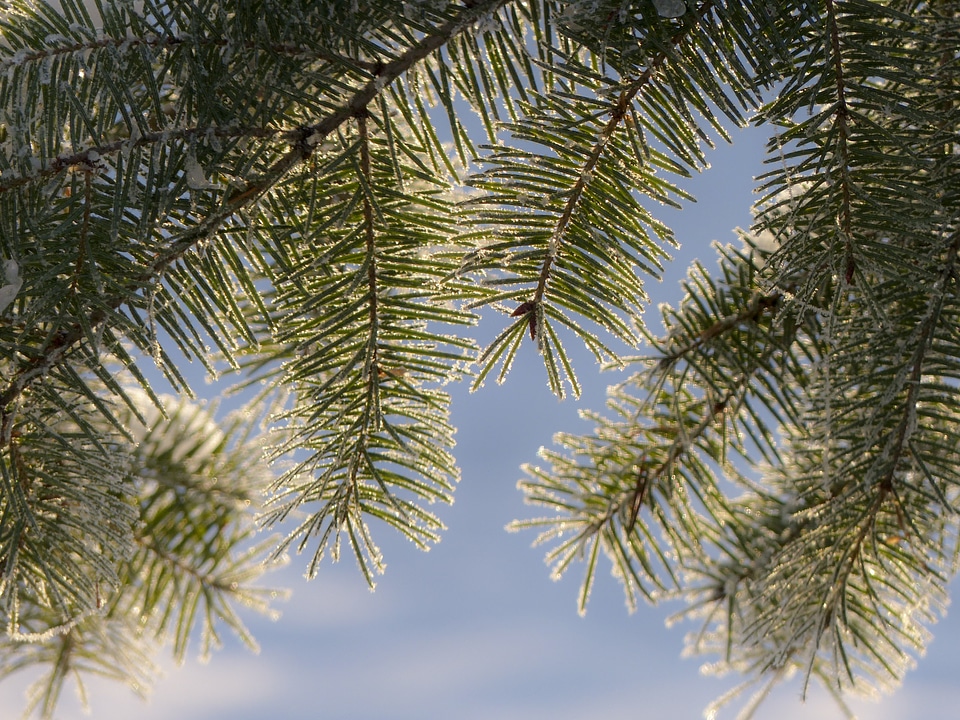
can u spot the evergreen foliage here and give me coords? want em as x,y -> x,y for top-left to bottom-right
0,0 -> 956,716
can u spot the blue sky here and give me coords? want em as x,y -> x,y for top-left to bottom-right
3,117 -> 959,720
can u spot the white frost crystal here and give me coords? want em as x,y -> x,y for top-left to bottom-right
185,148 -> 218,190
652,0 -> 686,17
0,259 -> 22,313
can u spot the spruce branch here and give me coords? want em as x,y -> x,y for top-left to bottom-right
1,1 -> 957,717
468,0 -> 809,397
624,385 -> 736,533
0,124 -> 279,194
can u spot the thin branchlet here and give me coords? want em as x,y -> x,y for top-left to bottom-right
825,0 -> 856,285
